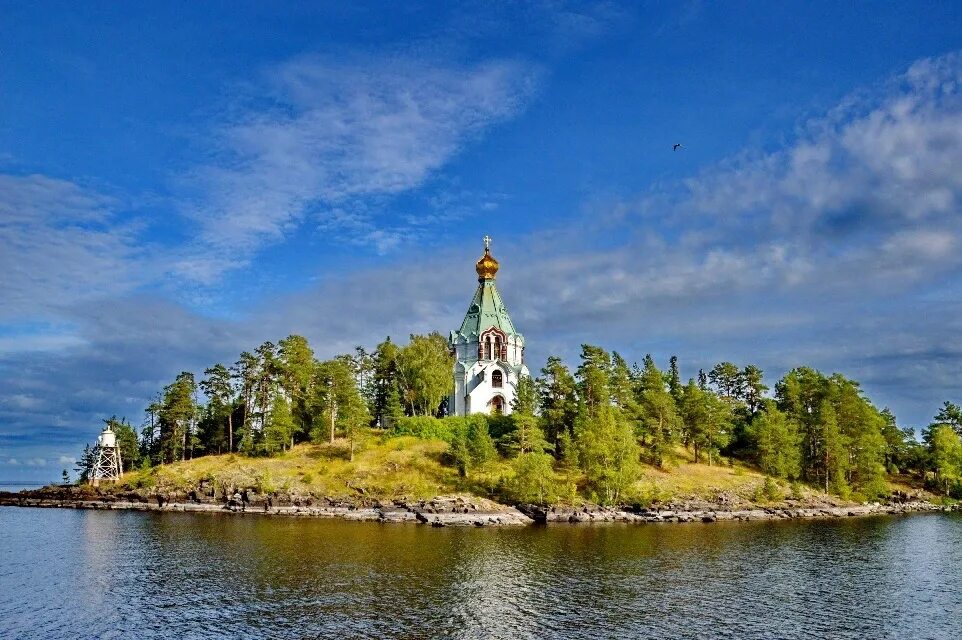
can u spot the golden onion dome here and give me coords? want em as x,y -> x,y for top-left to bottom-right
476,236 -> 499,280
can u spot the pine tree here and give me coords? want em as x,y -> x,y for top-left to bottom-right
667,355 -> 683,404
263,396 -> 295,455
200,363 -> 234,453
501,377 -> 549,456
384,383 -> 404,430
749,403 -> 802,479
538,356 -> 578,451
312,358 -> 370,449
158,372 -> 197,464
929,425 -> 962,495
741,365 -> 768,414
709,362 -> 743,399
932,401 -> 962,437
573,345 -> 640,504
277,335 -> 316,446
820,401 -> 849,496
636,356 -> 680,467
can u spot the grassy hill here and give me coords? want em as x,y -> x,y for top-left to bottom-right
112,432 -> 920,509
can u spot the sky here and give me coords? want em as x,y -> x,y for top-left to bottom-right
3,2 -> 962,482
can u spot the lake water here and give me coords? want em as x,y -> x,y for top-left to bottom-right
1,508 -> 960,639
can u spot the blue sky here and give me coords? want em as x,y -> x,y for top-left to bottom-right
4,2 -> 962,481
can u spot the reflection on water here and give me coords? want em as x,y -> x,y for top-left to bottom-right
1,508 -> 960,639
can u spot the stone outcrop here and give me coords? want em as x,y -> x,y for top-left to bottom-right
1,486 -> 955,527
0,487 -> 532,527
519,499 -> 954,524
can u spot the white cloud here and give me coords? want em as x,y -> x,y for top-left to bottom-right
0,174 -> 150,322
177,55 -> 541,280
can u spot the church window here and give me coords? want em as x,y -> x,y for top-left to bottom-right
484,338 -> 492,360
489,396 -> 504,414
492,370 -> 503,388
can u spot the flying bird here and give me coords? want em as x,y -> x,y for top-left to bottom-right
673,143 -> 682,151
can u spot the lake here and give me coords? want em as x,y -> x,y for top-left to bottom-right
1,507 -> 959,639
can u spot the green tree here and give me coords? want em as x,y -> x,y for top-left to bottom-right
879,408 -> 917,474
636,356 -> 680,467
929,424 -> 962,495
263,396 -> 295,455
709,361 -> 742,399
383,383 -> 404,430
348,345 -> 377,420
466,416 -> 497,467
667,355 -> 683,404
158,372 -> 197,463
776,367 -> 827,484
311,358 -> 371,458
233,351 -> 259,449
749,403 -> 802,479
820,400 -> 849,495
105,416 -> 141,471
372,337 -> 402,427
450,428 -> 471,478
831,374 -> 887,497
394,332 -> 454,416
679,380 -> 733,465
278,335 -> 316,446
931,401 -> 962,437
200,363 -> 234,453
573,345 -> 640,504
574,402 -> 640,504
741,365 -> 767,414
501,377 -> 549,456
75,445 -> 95,484
504,453 -> 559,505
538,356 -> 578,451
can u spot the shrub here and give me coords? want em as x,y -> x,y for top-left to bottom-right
499,453 -> 561,505
789,481 -> 805,500
393,416 -> 458,442
755,476 -> 783,503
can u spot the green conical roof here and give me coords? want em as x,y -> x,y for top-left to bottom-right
457,279 -> 519,338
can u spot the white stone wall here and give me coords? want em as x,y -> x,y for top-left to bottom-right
451,343 -> 529,416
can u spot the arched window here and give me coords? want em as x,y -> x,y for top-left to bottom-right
489,396 -> 504,414
484,338 -> 492,360
492,370 -> 503,388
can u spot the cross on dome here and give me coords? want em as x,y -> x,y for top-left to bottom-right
475,235 -> 499,280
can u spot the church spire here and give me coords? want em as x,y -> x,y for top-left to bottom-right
475,235 -> 500,281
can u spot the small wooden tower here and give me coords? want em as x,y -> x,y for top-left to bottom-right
91,425 -> 123,486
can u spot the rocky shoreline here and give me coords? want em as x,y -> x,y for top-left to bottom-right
0,487 -> 956,527
518,500 -> 954,524
0,488 -> 533,527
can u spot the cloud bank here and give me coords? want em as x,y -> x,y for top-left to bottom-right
5,50 -> 962,479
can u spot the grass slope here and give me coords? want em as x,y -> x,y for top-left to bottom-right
117,434 -> 907,508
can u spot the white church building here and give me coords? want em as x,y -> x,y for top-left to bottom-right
449,237 -> 530,416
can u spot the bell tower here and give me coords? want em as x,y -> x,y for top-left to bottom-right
448,237 -> 530,416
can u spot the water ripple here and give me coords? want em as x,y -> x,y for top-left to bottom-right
1,509 -> 960,639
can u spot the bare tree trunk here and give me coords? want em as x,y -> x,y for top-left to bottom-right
228,411 -> 233,453
329,403 -> 337,444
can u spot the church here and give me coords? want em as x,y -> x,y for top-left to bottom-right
448,237 -> 530,416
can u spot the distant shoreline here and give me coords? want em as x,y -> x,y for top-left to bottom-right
1,488 -> 955,527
